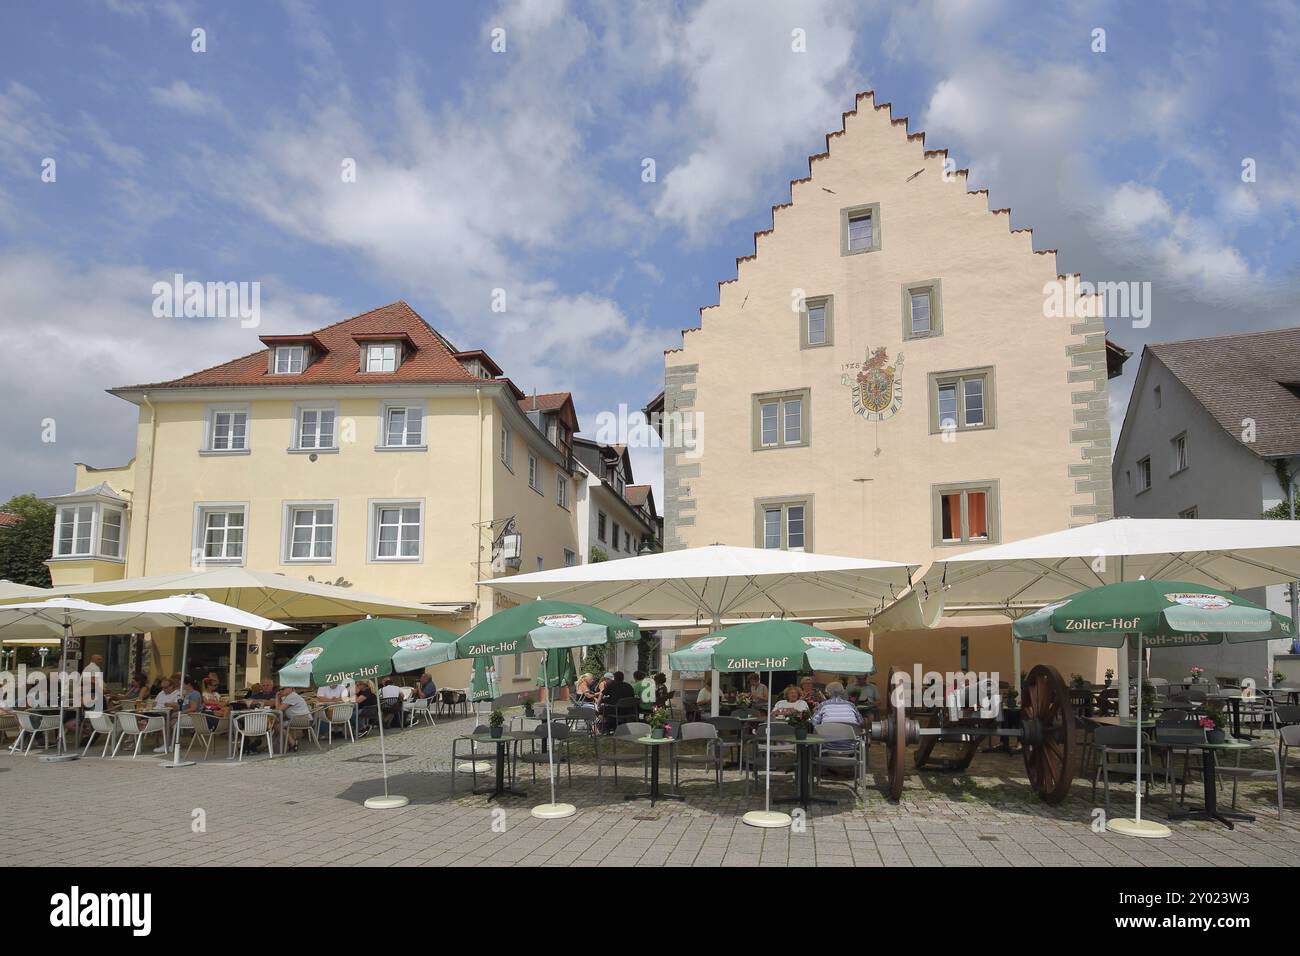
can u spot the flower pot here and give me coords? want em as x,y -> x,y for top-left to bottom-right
794,726 -> 808,741
490,725 -> 503,739
1207,729 -> 1226,744
524,705 -> 535,718
651,728 -> 665,740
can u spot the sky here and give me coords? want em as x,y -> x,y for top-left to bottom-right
1,0 -> 1298,506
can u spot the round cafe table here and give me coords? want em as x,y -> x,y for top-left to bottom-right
772,734 -> 838,810
470,731 -> 530,800
1166,740 -> 1254,830
624,736 -> 683,807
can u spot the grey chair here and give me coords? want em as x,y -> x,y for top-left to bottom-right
682,689 -> 701,722
671,721 -> 723,795
1216,737 -> 1284,819
704,715 -> 744,770
1152,722 -> 1205,805
517,722 -> 572,787
1275,704 -> 1300,729
1091,725 -> 1157,813
594,721 -> 650,787
814,721 -> 867,795
451,723 -> 515,793
746,723 -> 797,793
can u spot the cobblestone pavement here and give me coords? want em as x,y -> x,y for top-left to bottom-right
4,713 -> 1299,866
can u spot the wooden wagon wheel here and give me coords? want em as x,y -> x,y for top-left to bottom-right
1020,664 -> 1075,804
884,667 -> 907,800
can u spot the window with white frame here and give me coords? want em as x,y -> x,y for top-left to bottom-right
528,454 -> 542,493
197,505 -> 246,562
1170,433 -> 1188,474
206,406 -> 249,452
295,404 -> 336,450
1179,506 -> 1198,519
98,507 -> 124,558
931,368 -> 994,432
754,389 -> 809,449
1137,456 -> 1152,492
372,502 -> 422,560
757,499 -> 809,551
381,404 -> 423,447
274,346 -> 305,374
557,475 -> 569,509
563,548 -> 576,567
285,504 -> 334,561
365,343 -> 399,372
53,503 -> 126,559
501,426 -> 513,469
802,296 -> 832,348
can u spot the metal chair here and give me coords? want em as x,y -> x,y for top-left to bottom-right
318,703 -> 356,745
607,697 -> 639,732
403,696 -> 436,728
0,712 -> 19,748
1152,722 -> 1205,805
111,711 -> 166,758
1217,737 -> 1284,819
1274,704 -> 1300,728
746,723 -> 797,793
1090,725 -> 1156,813
11,711 -> 62,754
232,710 -> 277,760
451,723 -> 514,793
282,712 -> 321,751
682,689 -> 701,722
814,721 -> 867,795
703,715 -> 743,770
185,712 -> 228,760
671,721 -> 723,795
595,721 -> 650,787
517,721 -> 572,786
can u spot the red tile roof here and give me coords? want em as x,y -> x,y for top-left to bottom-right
0,512 -> 19,528
624,485 -> 651,508
115,301 -> 480,391
518,392 -> 571,413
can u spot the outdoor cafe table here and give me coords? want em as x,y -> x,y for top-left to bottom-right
623,736 -> 682,807
773,734 -> 838,810
470,730 -> 530,800
1166,740 -> 1255,830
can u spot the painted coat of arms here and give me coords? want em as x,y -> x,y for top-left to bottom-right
840,347 -> 903,421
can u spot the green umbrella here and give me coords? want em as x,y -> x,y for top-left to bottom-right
278,618 -> 459,810
669,619 -> 874,828
469,654 -> 497,703
1012,581 -> 1292,838
455,600 -> 636,818
536,648 -> 577,689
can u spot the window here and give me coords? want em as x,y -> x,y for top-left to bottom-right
902,279 -> 943,339
284,503 -> 335,561
1179,506 -> 1198,519
755,497 -> 813,551
1154,385 -> 1162,409
624,529 -> 632,552
196,505 -> 246,563
753,388 -> 810,450
99,508 -> 123,558
933,482 -> 999,545
273,346 -> 305,374
380,404 -> 424,448
612,522 -> 621,552
930,368 -> 994,433
1137,456 -> 1152,492
563,548 -> 577,567
294,404 -> 336,450
840,202 -> 881,255
800,296 -> 833,349
597,511 -> 607,542
54,504 -> 95,557
528,454 -> 543,493
536,556 -> 545,571
557,475 -> 569,509
371,501 -> 422,561
1171,433 -> 1188,474
365,343 -> 398,372
204,405 -> 250,453
500,426 -> 513,469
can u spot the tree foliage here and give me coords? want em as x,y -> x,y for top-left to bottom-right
0,494 -> 55,587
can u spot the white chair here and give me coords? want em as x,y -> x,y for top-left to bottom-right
318,703 -> 356,745
82,711 -> 118,758
403,696 -> 436,728
185,713 -> 228,760
814,721 -> 868,795
232,710 -> 277,760
282,712 -> 320,751
0,713 -> 19,748
111,711 -> 167,758
11,711 -> 62,754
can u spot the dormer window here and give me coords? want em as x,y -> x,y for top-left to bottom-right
365,343 -> 399,373
274,346 -> 306,374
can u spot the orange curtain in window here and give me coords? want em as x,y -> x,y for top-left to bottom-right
967,492 -> 988,539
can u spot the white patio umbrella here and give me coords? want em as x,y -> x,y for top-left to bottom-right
920,518 -> 1300,713
0,598 -> 181,761
103,595 -> 292,768
481,545 -> 916,715
0,580 -> 53,603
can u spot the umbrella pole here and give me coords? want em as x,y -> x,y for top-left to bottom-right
710,611 -> 721,718
742,668 -> 790,828
364,680 -> 408,809
532,648 -> 576,819
39,612 -> 80,763
1107,631 -> 1170,838
163,619 -> 196,768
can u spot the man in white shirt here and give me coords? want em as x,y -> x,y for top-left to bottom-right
155,679 -> 181,711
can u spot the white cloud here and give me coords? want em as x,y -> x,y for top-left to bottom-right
149,80 -> 227,120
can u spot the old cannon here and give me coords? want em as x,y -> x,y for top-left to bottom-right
871,664 -> 1075,804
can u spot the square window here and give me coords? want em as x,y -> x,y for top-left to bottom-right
366,344 -> 398,372
286,505 -> 334,561
55,504 -> 97,557
383,406 -> 423,447
902,279 -> 943,339
840,203 -> 881,256
198,507 -> 245,562
208,408 -> 249,451
297,407 -> 336,449
374,503 -> 421,560
756,498 -> 813,550
930,368 -> 994,433
274,346 -> 305,374
933,483 -> 998,545
754,389 -> 811,450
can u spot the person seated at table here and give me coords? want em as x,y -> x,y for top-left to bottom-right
276,686 -> 313,752
799,676 -> 826,707
597,671 -> 635,733
631,671 -> 654,717
746,673 -> 770,709
154,678 -> 181,712
573,673 -> 599,713
416,672 -> 437,700
155,678 -> 202,754
354,681 -> 379,736
653,672 -> 669,708
770,684 -> 810,719
378,678 -> 404,729
811,682 -> 862,755
201,678 -> 228,717
694,681 -> 711,716
120,674 -> 148,703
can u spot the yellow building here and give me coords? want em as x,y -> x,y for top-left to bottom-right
662,92 -> 1126,691
46,301 -> 581,693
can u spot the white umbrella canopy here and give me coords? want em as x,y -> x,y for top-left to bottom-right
0,580 -> 53,604
481,545 -> 916,717
55,568 -> 458,619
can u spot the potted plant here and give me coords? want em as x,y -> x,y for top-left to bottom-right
489,709 -> 505,739
648,706 -> 670,739
1189,665 -> 1205,683
1202,704 -> 1228,743
521,695 -> 535,718
787,708 -> 813,740
1104,668 -> 1114,688
736,692 -> 753,710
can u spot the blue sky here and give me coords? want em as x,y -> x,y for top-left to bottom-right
1,0 -> 1297,503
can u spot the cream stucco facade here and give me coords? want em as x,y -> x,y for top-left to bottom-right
664,92 -> 1118,690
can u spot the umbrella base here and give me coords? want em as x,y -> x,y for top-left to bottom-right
1107,817 -> 1171,839
456,761 -> 492,773
37,754 -> 80,764
531,802 -> 577,819
742,810 -> 792,829
160,760 -> 196,769
364,795 -> 410,810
